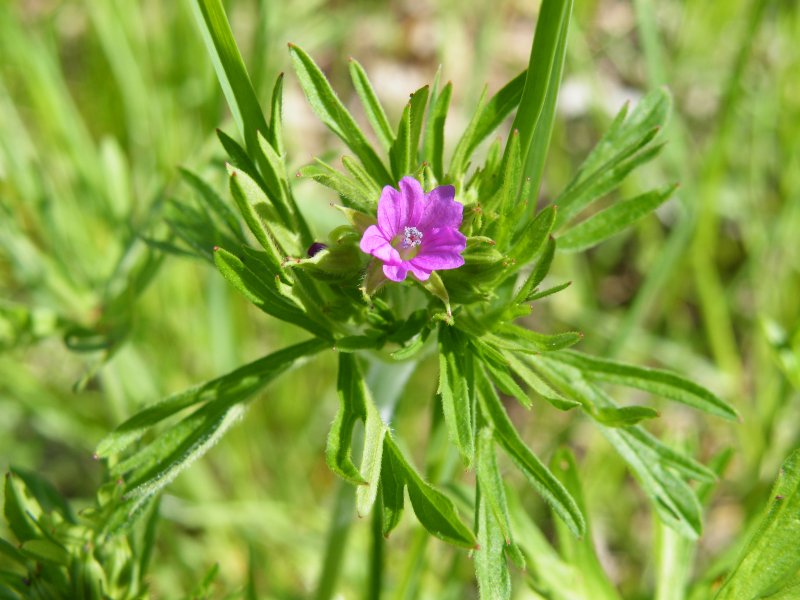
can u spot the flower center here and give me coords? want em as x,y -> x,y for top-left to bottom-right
401,226 -> 423,249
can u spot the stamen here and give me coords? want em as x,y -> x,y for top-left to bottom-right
402,226 -> 423,248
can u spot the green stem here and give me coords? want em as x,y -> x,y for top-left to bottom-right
391,399 -> 461,600
391,529 -> 429,600
366,491 -> 385,600
314,355 -> 418,599
314,480 -> 356,600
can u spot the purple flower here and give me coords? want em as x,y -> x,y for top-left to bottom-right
360,177 -> 467,282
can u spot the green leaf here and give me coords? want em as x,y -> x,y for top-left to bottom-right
191,0 -> 268,156
217,128 -> 268,191
3,473 -> 39,543
475,482 -> 512,600
0,538 -> 26,565
497,130 -> 522,217
476,365 -> 585,537
476,429 -> 515,547
555,89 -> 671,227
390,86 -> 429,179
471,70 -> 527,157
605,426 -> 703,538
558,184 -> 677,252
327,354 -> 368,485
380,442 -> 406,537
536,359 -> 704,538
512,236 -> 557,305
349,58 -> 394,151
110,407 -> 239,508
342,156 -> 381,202
179,168 -> 243,242
253,131 -> 296,229
419,270 -> 451,315
356,385 -> 387,517
214,247 -> 330,338
8,467 -> 75,523
625,428 -> 716,483
482,353 -> 531,409
228,167 -> 287,265
714,448 -> 800,600
568,89 -> 670,192
299,160 -> 375,213
267,72 -> 285,157
384,437 -> 477,548
548,350 -> 738,420
493,323 -> 582,353
325,354 -> 387,515
333,334 -> 383,353
509,0 -> 573,196
438,325 -> 475,467
472,338 -> 529,407
20,539 -> 69,566
423,81 -> 452,181
289,44 -> 391,184
390,324 -> 432,361
503,350 -> 580,411
510,204 -> 557,265
96,338 -> 327,458
485,130 -> 522,247
450,70 -> 527,177
526,281 -> 571,302
593,405 -> 660,427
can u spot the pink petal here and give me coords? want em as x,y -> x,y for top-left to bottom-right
383,263 -> 410,282
377,177 -> 425,237
419,185 -> 462,231
421,226 -> 467,252
360,225 -> 400,264
410,227 -> 467,271
410,253 -> 465,272
407,264 -> 432,281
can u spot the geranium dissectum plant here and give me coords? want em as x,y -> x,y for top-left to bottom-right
90,2 -> 741,598
360,177 -> 466,282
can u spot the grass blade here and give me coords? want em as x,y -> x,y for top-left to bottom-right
191,0 -> 268,155
509,0 -> 573,197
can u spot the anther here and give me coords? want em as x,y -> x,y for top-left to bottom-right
401,226 -> 423,248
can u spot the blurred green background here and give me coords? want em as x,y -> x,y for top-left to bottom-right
1,0 -> 798,597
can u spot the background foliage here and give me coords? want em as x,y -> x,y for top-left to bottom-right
1,0 -> 799,597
